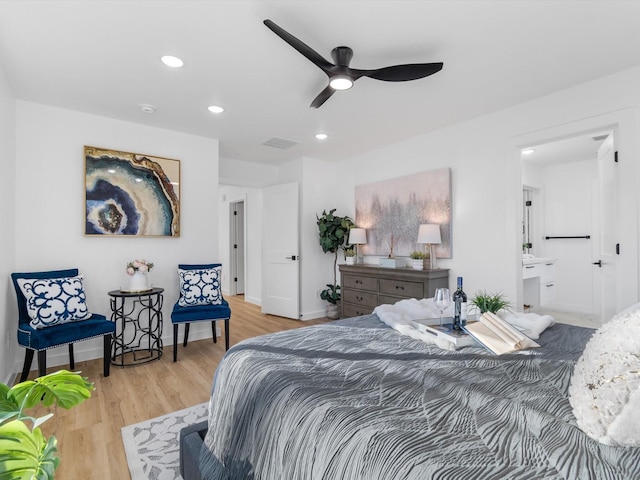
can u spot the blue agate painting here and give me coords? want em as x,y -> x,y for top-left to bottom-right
85,146 -> 180,236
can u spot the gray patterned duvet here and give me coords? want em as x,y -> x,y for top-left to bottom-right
199,315 -> 640,479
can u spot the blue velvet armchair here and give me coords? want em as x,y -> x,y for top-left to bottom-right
11,268 -> 115,381
171,263 -> 231,362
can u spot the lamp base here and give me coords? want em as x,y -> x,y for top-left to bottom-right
429,244 -> 438,269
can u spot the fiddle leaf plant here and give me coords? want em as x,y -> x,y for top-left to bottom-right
316,209 -> 354,304
0,370 -> 94,480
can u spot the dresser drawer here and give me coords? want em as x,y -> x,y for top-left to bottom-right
378,295 -> 406,306
343,289 -> 378,307
342,303 -> 374,318
379,278 -> 423,299
343,274 -> 378,292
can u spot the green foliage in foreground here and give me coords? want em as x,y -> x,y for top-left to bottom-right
0,370 -> 93,480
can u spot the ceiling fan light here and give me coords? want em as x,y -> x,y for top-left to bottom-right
329,75 -> 353,91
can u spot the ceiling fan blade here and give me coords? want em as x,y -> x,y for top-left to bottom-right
310,86 -> 336,108
358,62 -> 444,82
264,19 -> 334,73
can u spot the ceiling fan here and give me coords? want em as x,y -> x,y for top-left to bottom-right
263,19 -> 444,108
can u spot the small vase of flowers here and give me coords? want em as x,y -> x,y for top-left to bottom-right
126,259 -> 154,292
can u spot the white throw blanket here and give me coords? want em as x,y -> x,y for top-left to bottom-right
374,298 -> 555,349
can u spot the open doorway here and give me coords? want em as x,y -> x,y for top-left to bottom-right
520,130 -> 616,327
229,200 -> 245,296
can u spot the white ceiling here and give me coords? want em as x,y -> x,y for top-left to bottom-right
1,1 -> 640,166
523,133 -> 609,168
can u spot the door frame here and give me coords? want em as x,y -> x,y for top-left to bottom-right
506,108 -> 638,315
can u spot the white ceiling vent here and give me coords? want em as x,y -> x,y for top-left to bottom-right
262,137 -> 300,149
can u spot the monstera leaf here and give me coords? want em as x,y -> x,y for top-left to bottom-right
0,421 -> 58,480
0,370 -> 93,479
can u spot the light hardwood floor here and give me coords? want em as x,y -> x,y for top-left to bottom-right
20,295 -> 331,480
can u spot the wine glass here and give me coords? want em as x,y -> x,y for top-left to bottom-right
434,288 -> 451,327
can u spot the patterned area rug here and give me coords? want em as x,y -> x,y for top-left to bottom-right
121,402 -> 208,480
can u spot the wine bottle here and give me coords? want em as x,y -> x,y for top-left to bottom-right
452,276 -> 468,330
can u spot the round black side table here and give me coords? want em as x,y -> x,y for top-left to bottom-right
108,287 -> 164,366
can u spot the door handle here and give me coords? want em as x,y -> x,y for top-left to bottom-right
592,260 -> 602,267
285,255 -> 298,260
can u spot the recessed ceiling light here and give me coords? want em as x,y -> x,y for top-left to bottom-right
521,148 -> 535,155
208,105 -> 224,114
107,169 -> 116,174
161,55 -> 184,68
139,104 -> 156,114
315,133 -> 328,140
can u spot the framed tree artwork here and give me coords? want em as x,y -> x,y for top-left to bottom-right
84,146 -> 180,237
355,167 -> 451,258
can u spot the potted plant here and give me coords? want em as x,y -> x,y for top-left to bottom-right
344,247 -> 356,265
470,290 -> 510,319
0,370 -> 94,479
316,209 -> 354,319
408,250 -> 426,269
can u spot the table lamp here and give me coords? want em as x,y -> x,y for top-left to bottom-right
417,224 -> 441,269
348,228 -> 367,264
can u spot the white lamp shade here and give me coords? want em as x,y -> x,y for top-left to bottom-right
348,228 -> 367,244
417,224 -> 441,244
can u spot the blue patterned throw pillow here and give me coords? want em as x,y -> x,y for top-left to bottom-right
17,275 -> 92,329
178,267 -> 222,307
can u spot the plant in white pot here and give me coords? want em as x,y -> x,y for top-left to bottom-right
408,250 -> 426,269
344,247 -> 356,265
316,209 -> 354,319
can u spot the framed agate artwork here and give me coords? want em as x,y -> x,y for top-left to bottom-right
84,146 -> 180,237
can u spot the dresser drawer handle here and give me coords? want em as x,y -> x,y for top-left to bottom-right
395,285 -> 405,290
355,280 -> 363,285
356,296 -> 363,301
525,266 -> 535,269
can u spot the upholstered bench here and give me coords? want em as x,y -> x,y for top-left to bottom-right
179,420 -> 208,480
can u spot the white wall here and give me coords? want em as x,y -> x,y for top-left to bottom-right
333,66 -> 640,313
219,156 -> 278,187
218,185 -> 263,305
12,101 -> 220,374
0,64 -> 16,384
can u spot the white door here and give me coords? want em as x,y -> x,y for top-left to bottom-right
593,133 -> 618,324
262,183 -> 300,319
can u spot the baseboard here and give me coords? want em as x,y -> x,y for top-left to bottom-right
299,309 -> 327,321
244,295 -> 261,306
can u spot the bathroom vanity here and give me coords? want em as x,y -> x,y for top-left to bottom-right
522,257 -> 557,308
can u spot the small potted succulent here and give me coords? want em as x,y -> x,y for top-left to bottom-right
408,250 -> 426,270
344,247 -> 356,265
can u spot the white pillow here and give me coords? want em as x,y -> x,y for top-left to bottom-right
17,275 -> 92,329
568,303 -> 640,446
178,267 -> 222,307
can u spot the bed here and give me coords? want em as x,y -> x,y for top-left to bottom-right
188,314 -> 640,480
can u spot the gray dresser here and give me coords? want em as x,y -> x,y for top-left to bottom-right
339,264 -> 449,318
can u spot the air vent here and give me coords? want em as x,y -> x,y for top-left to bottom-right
262,137 -> 300,149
